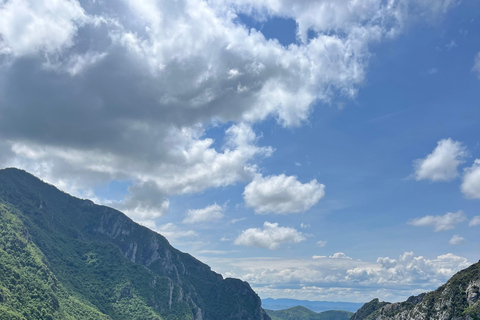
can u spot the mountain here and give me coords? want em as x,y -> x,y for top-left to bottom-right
265,305 -> 353,320
351,261 -> 480,320
262,298 -> 363,313
0,168 -> 270,320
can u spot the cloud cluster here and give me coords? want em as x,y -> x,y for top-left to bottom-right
0,0 -> 460,223
244,174 -> 325,214
413,139 -> 467,181
203,251 -> 471,302
3,123 -> 271,219
346,252 -> 470,286
408,210 -> 466,232
411,138 -> 480,201
234,221 -> 305,249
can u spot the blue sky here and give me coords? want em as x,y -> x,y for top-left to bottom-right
0,0 -> 479,303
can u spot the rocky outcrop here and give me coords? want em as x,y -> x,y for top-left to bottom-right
351,298 -> 391,320
351,262 -> 480,320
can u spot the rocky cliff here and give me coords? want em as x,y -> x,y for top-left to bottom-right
0,168 -> 270,320
351,261 -> 480,320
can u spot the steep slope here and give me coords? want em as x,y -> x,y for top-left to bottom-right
0,168 -> 270,320
351,261 -> 480,320
265,306 -> 353,320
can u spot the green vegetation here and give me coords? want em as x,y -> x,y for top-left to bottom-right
0,203 -> 112,319
265,306 -> 353,320
0,168 -> 269,320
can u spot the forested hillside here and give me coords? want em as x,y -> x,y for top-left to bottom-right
0,168 -> 269,320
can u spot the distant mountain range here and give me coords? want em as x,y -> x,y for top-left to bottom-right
262,298 -> 363,313
0,168 -> 269,319
351,260 -> 480,320
265,306 -> 353,320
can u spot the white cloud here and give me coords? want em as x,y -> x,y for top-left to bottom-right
124,198 -> 170,222
183,203 -> 225,224
218,0 -> 457,44
201,251 -> 471,302
413,138 -> 468,181
243,174 -> 325,214
330,252 -> 352,259
234,221 -> 305,249
316,240 -> 327,247
408,210 -> 466,232
154,223 -> 197,240
449,235 -> 465,246
472,52 -> 480,78
0,0 -> 87,56
469,216 -> 480,227
461,159 -> 480,199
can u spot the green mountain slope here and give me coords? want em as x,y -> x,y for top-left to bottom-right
0,168 -> 270,320
0,203 -> 114,320
265,306 -> 353,320
351,261 -> 480,320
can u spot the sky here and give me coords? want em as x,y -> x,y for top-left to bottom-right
0,0 -> 479,304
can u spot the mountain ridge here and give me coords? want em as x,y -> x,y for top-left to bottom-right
265,305 -> 353,320
261,298 -> 363,313
0,168 -> 270,320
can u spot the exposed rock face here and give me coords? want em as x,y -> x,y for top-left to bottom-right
351,298 -> 391,320
351,262 -> 480,320
0,168 -> 270,320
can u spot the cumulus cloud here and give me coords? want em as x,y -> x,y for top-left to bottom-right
0,0 -> 460,224
448,235 -> 465,246
469,216 -> 480,227
0,0 -> 87,56
461,159 -> 480,199
408,210 -> 466,232
243,174 -> 325,214
413,138 -> 468,181
234,222 -> 305,249
183,203 -> 225,224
